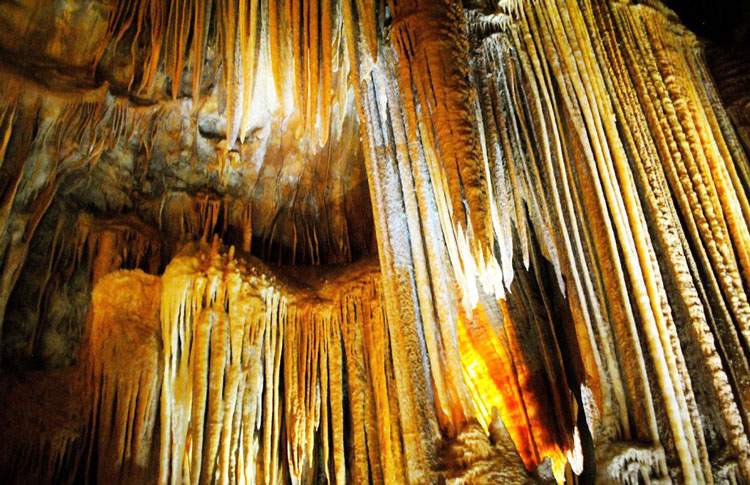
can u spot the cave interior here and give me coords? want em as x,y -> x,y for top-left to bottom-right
1,0 -> 750,483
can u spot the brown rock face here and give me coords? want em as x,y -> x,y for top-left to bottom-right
1,1 -> 750,484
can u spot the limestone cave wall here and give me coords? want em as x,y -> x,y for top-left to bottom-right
0,0 -> 749,484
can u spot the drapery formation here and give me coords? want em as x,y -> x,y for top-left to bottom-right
4,242 -> 402,484
478,3 -> 750,482
346,0 -> 750,482
1,0 -> 750,484
88,242 -> 392,485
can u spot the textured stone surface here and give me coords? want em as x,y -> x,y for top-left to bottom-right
1,1 -> 750,484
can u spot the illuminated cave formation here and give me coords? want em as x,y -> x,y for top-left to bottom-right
1,0 -> 750,483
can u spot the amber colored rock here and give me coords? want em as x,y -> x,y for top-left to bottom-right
1,1 -> 750,484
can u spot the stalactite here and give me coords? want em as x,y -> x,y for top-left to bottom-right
3,1 -> 750,483
68,240 -> 396,484
83,270 -> 162,483
345,0 -> 581,481
455,0 -> 750,481
36,213 -> 164,289
357,1 -> 495,318
343,0 -> 750,481
106,0 -> 350,147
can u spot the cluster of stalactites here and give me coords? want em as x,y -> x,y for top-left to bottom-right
345,0 -> 750,482
62,213 -> 163,283
6,0 -> 750,483
83,270 -> 163,484
104,0 -> 353,148
466,0 -> 750,482
82,240 -> 410,484
342,0 -> 586,480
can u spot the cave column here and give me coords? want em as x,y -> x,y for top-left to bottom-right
342,0 -> 525,482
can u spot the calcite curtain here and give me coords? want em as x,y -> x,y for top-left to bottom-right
0,0 -> 749,484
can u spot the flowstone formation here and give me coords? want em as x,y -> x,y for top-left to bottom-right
1,0 -> 750,483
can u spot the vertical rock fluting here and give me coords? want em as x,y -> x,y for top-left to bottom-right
342,0 -> 579,481
458,0 -> 750,482
347,0 -> 750,482
1,0 -> 750,483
